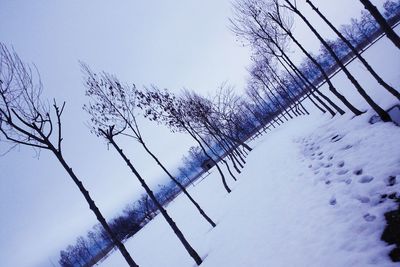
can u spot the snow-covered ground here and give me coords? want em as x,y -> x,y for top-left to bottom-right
100,34 -> 400,266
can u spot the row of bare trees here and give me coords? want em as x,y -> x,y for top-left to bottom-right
2,1 -> 400,266
0,41 -> 250,266
231,0 -> 400,126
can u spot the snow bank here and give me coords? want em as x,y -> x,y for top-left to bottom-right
99,110 -> 399,267
100,28 -> 400,267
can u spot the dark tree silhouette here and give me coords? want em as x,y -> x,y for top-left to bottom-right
230,0 -> 348,116
264,0 -> 363,116
360,0 -> 400,49
0,43 -> 138,267
82,65 -> 216,228
283,0 -> 392,122
83,71 -> 203,265
137,86 -> 232,193
306,0 -> 400,101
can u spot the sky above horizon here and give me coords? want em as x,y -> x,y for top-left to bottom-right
0,0 -> 375,266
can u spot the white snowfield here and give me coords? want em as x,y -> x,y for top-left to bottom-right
101,34 -> 400,266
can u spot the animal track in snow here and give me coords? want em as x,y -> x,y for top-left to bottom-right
353,169 -> 363,175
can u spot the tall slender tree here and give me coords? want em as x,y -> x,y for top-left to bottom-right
137,86 -> 232,193
0,44 -> 138,267
264,0 -> 363,115
230,0 -> 350,116
82,65 -> 216,228
359,0 -> 400,49
306,0 -> 400,101
283,0 -> 391,122
84,80 -> 203,265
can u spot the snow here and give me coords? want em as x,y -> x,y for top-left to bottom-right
99,112 -> 399,267
99,32 -> 400,266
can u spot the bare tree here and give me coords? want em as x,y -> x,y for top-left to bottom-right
76,236 -> 93,264
283,0 -> 392,122
359,0 -> 400,49
0,44 -> 138,267
87,230 -> 105,255
137,86 -> 233,193
230,0 -> 361,115
59,250 -> 74,267
82,65 -> 216,228
83,70 -> 203,265
306,0 -> 400,101
266,0 -> 363,116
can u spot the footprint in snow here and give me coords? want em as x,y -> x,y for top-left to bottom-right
337,169 -> 349,175
386,175 -> 397,186
359,175 -> 374,183
324,163 -> 332,168
327,155 -> 334,161
337,161 -> 345,168
363,213 -> 376,222
331,134 -> 343,143
342,144 -> 353,150
355,195 -> 370,203
329,196 -> 337,205
353,169 -> 363,175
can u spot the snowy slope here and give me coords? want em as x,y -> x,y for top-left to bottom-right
99,111 -> 400,267
100,34 -> 400,266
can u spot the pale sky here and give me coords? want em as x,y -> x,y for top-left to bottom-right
0,0 -> 374,266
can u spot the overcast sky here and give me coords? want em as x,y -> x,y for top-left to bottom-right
0,0 -> 375,266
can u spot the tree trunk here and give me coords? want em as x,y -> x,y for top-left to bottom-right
139,140 -> 216,227
359,0 -> 400,49
286,0 -> 392,122
107,137 -> 203,266
207,129 -> 242,174
256,21 -> 343,115
51,149 -> 139,267
254,76 -> 290,121
273,39 -> 340,116
185,123 -> 231,193
266,62 -> 310,115
306,0 -> 400,101
276,54 -> 328,114
269,13 -> 363,116
258,70 -> 296,118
